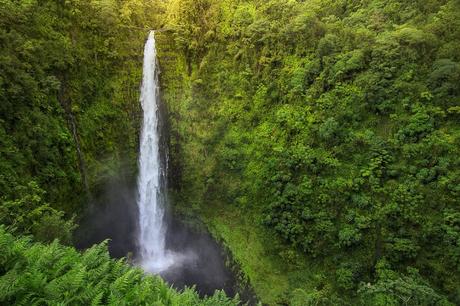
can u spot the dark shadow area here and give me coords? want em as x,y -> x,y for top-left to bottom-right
74,181 -> 256,303
74,178 -> 139,258
161,218 -> 237,297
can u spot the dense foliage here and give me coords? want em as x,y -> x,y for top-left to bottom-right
0,0 -> 162,241
158,0 -> 460,304
0,1 -> 242,304
1,0 -> 460,304
0,227 -> 239,305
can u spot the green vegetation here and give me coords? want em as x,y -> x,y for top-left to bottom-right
0,226 -> 238,305
0,0 -> 163,240
1,0 -> 460,305
0,1 -> 237,304
158,0 -> 460,304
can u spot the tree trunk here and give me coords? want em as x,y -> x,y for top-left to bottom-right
58,74 -> 91,201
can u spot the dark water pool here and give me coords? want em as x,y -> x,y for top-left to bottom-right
74,180 -> 255,302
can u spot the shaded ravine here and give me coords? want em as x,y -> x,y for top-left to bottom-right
74,186 -> 255,299
75,32 -> 257,303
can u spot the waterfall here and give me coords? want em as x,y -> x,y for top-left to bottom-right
137,31 -> 174,273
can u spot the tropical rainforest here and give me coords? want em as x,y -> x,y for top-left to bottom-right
1,0 -> 459,305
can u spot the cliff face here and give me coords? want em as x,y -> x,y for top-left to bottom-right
156,1 -> 460,304
2,0 -> 460,304
0,1 -> 163,241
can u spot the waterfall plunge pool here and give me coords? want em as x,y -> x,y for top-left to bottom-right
76,31 -> 256,304
74,179 -> 256,303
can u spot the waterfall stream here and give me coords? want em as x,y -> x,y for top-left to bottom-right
137,31 -> 175,273
76,31 -> 251,301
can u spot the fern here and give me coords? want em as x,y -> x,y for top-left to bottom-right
90,291 -> 104,306
0,227 -> 240,306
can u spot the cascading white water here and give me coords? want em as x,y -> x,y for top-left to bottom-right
137,31 -> 175,273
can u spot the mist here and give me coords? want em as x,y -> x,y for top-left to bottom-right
74,177 -> 243,298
